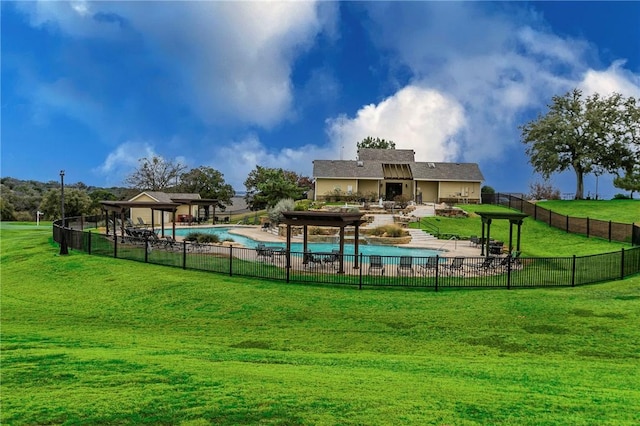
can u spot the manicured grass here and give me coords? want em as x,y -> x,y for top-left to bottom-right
536,199 -> 640,224
2,224 -> 640,425
413,203 -> 633,257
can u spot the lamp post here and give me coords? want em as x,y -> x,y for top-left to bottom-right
59,170 -> 69,255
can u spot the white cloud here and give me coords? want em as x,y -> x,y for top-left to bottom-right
361,2 -> 640,165
209,134 -> 334,190
579,61 -> 640,98
18,1 -> 337,128
95,141 -> 158,185
326,86 -> 466,162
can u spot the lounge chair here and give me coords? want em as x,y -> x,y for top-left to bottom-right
322,249 -> 341,270
499,251 -> 522,270
469,256 -> 497,274
137,217 -> 149,229
444,256 -> 465,276
163,235 -> 179,250
261,222 -> 271,231
368,255 -> 385,276
397,256 -> 414,276
469,235 -> 479,247
256,243 -> 273,261
303,251 -> 323,269
418,256 -> 439,276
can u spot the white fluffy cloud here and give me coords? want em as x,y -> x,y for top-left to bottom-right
18,1 -> 335,128
579,61 -> 640,98
326,86 -> 466,162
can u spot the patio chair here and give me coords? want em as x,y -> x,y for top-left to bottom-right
469,235 -> 479,247
255,243 -> 273,261
368,255 -> 385,276
322,249 -> 341,270
261,222 -> 271,232
499,251 -> 522,270
469,256 -> 497,274
397,256 -> 414,276
137,217 -> 150,229
162,235 -> 179,251
443,256 -> 465,276
303,251 -> 323,269
417,256 -> 439,276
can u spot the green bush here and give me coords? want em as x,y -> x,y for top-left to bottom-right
369,224 -> 408,237
185,232 -> 220,243
613,193 -> 632,200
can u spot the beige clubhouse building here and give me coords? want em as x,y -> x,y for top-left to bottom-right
312,148 -> 485,204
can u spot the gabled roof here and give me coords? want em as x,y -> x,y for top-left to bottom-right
128,191 -> 201,203
357,148 -> 415,162
412,162 -> 484,181
313,160 -> 484,182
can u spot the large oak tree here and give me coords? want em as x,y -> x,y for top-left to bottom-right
520,89 -> 637,199
125,156 -> 187,191
178,166 -> 235,210
244,166 -> 306,211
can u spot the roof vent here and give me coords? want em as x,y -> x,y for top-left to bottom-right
428,162 -> 435,168
357,160 -> 364,167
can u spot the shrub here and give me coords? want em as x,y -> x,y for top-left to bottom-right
528,180 -> 561,200
369,224 -> 408,238
393,194 -> 411,209
613,193 -> 632,200
309,226 -> 336,235
481,185 -> 495,194
185,232 -> 220,243
268,198 -> 295,225
294,200 -> 312,211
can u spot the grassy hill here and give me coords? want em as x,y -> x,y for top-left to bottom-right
2,223 -> 639,424
413,203 -> 634,257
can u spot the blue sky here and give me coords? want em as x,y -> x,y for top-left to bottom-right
2,1 -> 639,199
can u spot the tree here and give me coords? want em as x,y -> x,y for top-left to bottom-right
39,188 -> 92,220
125,156 -> 187,191
357,136 -> 396,150
178,166 -> 235,210
89,189 -> 117,215
520,89 -> 636,199
0,197 -> 16,221
528,180 -> 561,200
613,165 -> 640,198
244,166 -> 304,211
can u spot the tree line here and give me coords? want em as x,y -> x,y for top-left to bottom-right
0,162 -> 313,222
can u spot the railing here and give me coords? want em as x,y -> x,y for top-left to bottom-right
53,215 -> 640,291
483,193 -> 640,245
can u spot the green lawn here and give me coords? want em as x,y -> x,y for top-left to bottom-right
536,199 -> 640,224
412,203 -> 634,257
2,224 -> 640,425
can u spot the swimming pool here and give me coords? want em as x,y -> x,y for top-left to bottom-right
174,226 -> 443,258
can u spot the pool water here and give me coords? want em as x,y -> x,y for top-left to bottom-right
175,226 -> 443,258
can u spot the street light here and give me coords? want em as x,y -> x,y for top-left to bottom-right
59,170 -> 68,255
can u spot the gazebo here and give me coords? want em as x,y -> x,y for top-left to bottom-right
475,211 -> 529,256
280,211 -> 367,274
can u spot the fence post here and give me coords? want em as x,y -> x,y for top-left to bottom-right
435,255 -> 439,292
534,204 -> 537,220
620,248 -> 625,279
549,209 -> 552,226
571,255 -> 576,287
566,215 -> 569,233
507,254 -> 511,290
144,235 -> 149,263
182,241 -> 187,269
229,245 -> 233,277
359,253 -> 363,290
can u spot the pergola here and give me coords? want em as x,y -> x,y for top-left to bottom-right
280,211 -> 367,274
170,198 -> 220,224
476,211 -> 529,256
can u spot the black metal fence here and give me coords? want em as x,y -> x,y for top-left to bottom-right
53,215 -> 640,291
483,193 -> 640,245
